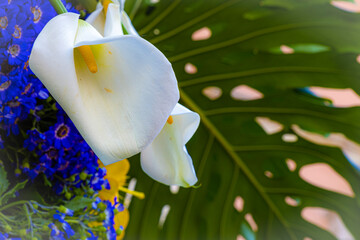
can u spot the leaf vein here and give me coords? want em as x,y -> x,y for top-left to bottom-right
169,23 -> 338,62
180,89 -> 297,240
179,67 -> 341,88
149,0 -> 239,44
180,134 -> 214,240
205,107 -> 359,129
138,0 -> 182,35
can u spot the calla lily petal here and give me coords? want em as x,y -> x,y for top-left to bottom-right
140,104 -> 200,187
119,0 -> 125,11
104,3 -> 123,36
87,3 -> 136,37
29,13 -> 179,165
85,4 -> 105,36
86,2 -> 124,37
85,1 -> 200,187
121,11 -> 139,36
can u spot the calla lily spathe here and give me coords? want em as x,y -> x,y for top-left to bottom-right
86,2 -> 200,187
29,13 -> 179,165
86,1 -> 137,37
140,104 -> 200,187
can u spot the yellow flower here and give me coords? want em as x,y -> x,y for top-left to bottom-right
114,208 -> 129,239
99,159 -> 130,203
96,159 -> 143,238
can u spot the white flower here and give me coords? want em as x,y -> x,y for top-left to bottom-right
29,12 -> 179,165
86,1 -> 200,187
86,0 -> 139,37
141,104 -> 200,187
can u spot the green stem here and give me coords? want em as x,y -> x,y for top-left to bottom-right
0,200 -> 29,211
48,0 -> 68,14
0,212 -> 17,223
66,219 -> 80,224
24,205 -> 34,238
77,0 -> 97,12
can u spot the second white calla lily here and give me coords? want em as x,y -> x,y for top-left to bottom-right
29,12 -> 179,165
140,104 -> 200,187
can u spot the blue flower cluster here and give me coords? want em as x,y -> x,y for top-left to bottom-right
23,106 -> 109,196
48,199 -> 125,240
0,1 -> 130,239
49,210 -> 76,240
91,198 -> 125,239
0,0 -> 58,136
0,0 -> 109,201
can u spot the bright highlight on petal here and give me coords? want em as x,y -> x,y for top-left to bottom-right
141,104 -> 200,187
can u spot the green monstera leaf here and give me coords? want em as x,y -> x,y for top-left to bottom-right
124,0 -> 360,239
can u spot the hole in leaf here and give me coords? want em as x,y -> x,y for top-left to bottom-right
271,44 -> 330,54
184,63 -> 197,74
309,87 -> 360,107
237,235 -> 246,240
255,116 -> 284,135
153,28 -> 160,35
191,27 -> 212,41
202,86 -> 222,100
234,196 -> 244,212
124,178 -> 137,208
264,171 -> 273,178
282,133 -> 298,142
245,213 -> 258,232
170,185 -> 179,194
285,196 -> 300,207
150,0 -> 160,3
302,207 -> 355,240
280,45 -> 294,54
304,237 -> 312,240
292,124 -> 360,172
331,0 -> 360,13
230,85 -> 264,101
356,54 -> 360,64
145,5 -> 156,15
286,159 -> 297,172
300,163 -> 355,197
158,204 -> 171,229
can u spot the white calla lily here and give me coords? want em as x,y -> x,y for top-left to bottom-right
86,1 -> 200,187
86,1 -> 139,37
140,104 -> 200,187
86,1 -> 124,37
29,12 -> 179,165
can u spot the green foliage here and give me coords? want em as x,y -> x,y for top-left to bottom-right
0,165 -> 10,197
0,179 -> 28,206
125,0 -> 360,239
65,196 -> 94,211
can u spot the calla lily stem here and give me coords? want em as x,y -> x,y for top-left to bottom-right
77,0 -> 98,12
49,0 -> 68,14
